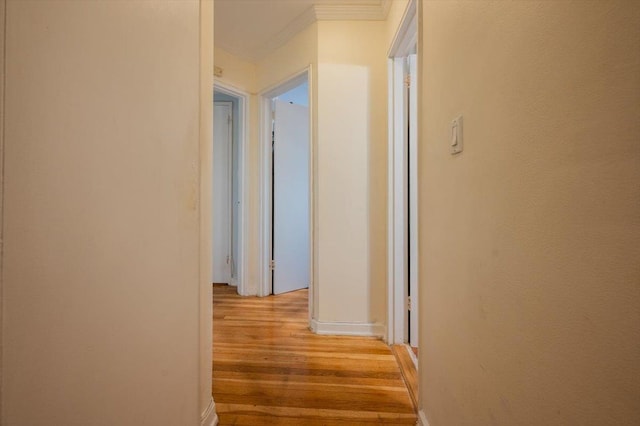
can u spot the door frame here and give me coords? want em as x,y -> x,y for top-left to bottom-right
213,81 -> 250,296
212,100 -> 233,284
387,0 -> 418,346
258,67 -> 314,322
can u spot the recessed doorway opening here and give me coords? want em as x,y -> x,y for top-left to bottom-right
259,68 -> 313,322
213,83 -> 249,295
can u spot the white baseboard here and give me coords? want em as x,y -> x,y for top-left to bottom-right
406,344 -> 418,368
201,397 -> 218,426
310,319 -> 385,337
418,409 -> 430,426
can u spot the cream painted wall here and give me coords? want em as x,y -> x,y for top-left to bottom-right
215,46 -> 257,93
2,1 -> 210,424
316,20 -> 387,325
419,1 -> 640,425
199,0 -> 215,424
0,0 -> 4,420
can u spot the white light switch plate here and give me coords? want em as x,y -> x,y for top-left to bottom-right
451,115 -> 463,155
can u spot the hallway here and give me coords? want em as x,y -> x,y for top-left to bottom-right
212,284 -> 417,425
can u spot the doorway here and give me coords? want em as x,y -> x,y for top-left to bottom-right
259,70 -> 312,313
272,97 -> 309,295
213,84 -> 249,295
212,100 -> 233,285
388,0 -> 419,356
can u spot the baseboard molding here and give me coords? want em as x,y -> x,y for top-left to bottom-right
201,397 -> 218,426
418,409 -> 430,426
310,319 -> 385,337
407,344 -> 418,368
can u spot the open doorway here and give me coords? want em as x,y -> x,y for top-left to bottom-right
213,83 -> 248,295
212,99 -> 233,285
272,91 -> 309,295
259,69 -> 312,316
388,0 -> 419,359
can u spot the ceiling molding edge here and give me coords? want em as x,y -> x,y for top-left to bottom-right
313,0 -> 391,21
241,0 -> 391,62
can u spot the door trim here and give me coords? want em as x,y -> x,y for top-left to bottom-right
213,81 -> 250,296
387,0 -> 418,345
258,67 -> 314,324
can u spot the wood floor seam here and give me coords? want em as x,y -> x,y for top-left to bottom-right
212,284 -> 417,425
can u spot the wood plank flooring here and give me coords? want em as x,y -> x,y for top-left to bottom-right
212,284 -> 417,425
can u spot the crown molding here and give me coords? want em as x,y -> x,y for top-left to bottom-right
313,0 -> 391,21
249,0 -> 391,61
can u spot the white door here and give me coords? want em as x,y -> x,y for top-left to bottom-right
408,54 -> 419,348
213,102 -> 232,283
272,100 -> 309,294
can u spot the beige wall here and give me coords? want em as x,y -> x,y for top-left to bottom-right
419,1 -> 640,425
214,47 -> 257,93
0,0 -> 4,421
316,20 -> 388,325
199,0 -> 215,423
2,1 -> 209,424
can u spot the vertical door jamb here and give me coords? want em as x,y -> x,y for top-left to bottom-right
408,53 -> 419,348
387,0 -> 418,346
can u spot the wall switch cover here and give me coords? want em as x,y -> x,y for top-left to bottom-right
451,115 -> 463,155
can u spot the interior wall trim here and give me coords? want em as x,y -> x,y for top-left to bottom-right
310,319 -> 385,338
201,397 -> 218,426
418,409 -> 430,426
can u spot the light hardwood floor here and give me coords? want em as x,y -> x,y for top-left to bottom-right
212,284 -> 417,425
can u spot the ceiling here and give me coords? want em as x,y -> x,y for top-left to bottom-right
214,0 -> 390,62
